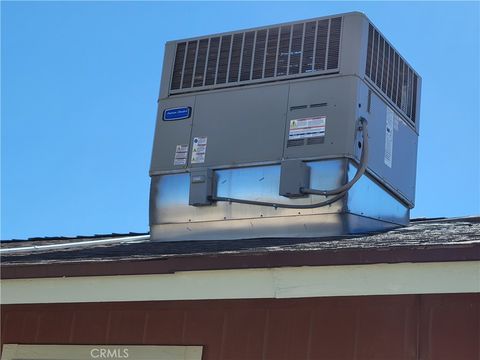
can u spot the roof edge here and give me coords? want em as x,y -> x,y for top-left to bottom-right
2,243 -> 479,280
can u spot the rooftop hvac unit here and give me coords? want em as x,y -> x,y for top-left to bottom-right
149,11 -> 421,241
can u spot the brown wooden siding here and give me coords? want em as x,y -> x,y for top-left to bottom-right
1,294 -> 479,360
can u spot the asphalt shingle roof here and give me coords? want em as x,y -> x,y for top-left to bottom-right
1,217 -> 478,273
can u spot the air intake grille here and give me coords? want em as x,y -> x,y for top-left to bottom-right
170,17 -> 342,93
365,24 -> 418,124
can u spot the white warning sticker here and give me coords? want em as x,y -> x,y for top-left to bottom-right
173,144 -> 188,166
289,116 -> 326,140
176,144 -> 188,153
174,159 -> 186,166
191,136 -> 207,164
384,108 -> 395,168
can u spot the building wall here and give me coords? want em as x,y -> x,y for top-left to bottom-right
1,293 -> 479,360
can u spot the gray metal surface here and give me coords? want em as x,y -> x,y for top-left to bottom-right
150,74 -> 418,206
355,81 -> 418,205
151,160 -> 346,225
364,23 -> 420,129
158,11 -> 420,128
283,76 -> 357,161
149,11 -> 421,241
150,213 -> 399,241
279,160 -> 310,197
163,15 -> 344,96
346,162 -> 409,226
150,159 -> 408,241
191,84 -> 289,167
150,96 -> 195,173
189,168 -> 214,206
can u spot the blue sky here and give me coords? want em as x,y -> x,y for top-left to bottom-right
2,1 -> 479,239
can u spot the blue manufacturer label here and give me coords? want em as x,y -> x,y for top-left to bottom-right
163,107 -> 191,121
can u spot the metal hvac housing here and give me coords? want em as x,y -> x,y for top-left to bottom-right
149,11 -> 421,241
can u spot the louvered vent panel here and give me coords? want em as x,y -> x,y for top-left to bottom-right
387,45 -> 394,98
204,37 -> 220,86
376,37 -> 384,89
252,30 -> 267,79
365,24 -> 418,124
406,67 -> 413,117
169,16 -> 343,93
216,35 -> 231,84
381,43 -> 389,93
412,74 -> 418,121
301,21 -> 316,73
288,23 -> 303,75
401,61 -> 408,113
240,31 -> 255,81
314,19 -> 329,71
327,17 -> 341,69
193,39 -> 209,87
365,24 -> 373,77
264,27 -> 279,78
276,26 -> 291,76
396,59 -> 404,108
228,33 -> 244,83
392,52 -> 399,104
170,42 -> 186,90
181,41 -> 197,89
371,30 -> 379,84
